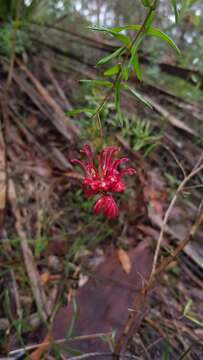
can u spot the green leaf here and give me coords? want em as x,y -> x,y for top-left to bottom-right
66,108 -> 95,117
112,32 -> 130,46
128,35 -> 144,70
122,65 -> 129,81
147,28 -> 181,55
104,64 -> 120,77
97,46 -> 125,66
111,25 -> 181,55
124,84 -> 153,109
132,52 -> 142,81
88,25 -> 130,46
80,79 -> 113,88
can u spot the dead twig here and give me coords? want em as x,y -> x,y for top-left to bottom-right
9,332 -> 114,356
68,353 -> 140,360
8,179 -> 49,322
150,157 -> 203,279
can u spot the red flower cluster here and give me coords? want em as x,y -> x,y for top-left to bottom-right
71,144 -> 136,219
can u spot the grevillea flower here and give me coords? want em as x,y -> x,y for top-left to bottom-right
71,144 -> 136,219
93,195 -> 118,219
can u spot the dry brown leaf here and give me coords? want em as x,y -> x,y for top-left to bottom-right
30,333 -> 52,360
40,272 -> 50,285
40,272 -> 61,285
117,248 -> 131,274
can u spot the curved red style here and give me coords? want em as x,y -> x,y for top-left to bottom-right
71,144 -> 136,219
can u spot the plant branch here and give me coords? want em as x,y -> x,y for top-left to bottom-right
92,0 -> 159,127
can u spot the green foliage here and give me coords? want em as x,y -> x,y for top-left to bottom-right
122,118 -> 161,156
0,21 -> 30,56
0,0 -> 75,56
86,7 -> 181,124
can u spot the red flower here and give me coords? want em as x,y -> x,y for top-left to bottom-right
71,144 -> 136,219
93,195 -> 118,219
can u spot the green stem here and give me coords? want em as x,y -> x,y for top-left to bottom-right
93,0 -> 159,131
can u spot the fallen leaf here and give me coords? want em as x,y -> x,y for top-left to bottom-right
40,272 -> 50,285
40,272 -> 61,285
117,248 -> 131,274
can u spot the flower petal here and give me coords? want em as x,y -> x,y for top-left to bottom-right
93,195 -> 119,219
71,159 -> 87,173
111,157 -> 129,172
119,167 -> 136,178
80,144 -> 94,168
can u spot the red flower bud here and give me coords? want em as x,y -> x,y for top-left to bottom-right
94,195 -> 119,219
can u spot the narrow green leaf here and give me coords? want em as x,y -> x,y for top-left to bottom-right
124,84 -> 153,109
147,28 -> 181,55
88,25 -> 130,45
128,35 -> 144,70
111,32 -> 130,46
104,64 -> 120,77
122,65 -> 129,81
111,25 -> 181,55
97,47 -> 125,66
132,53 -> 142,81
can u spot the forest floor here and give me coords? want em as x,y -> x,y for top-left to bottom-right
0,20 -> 203,360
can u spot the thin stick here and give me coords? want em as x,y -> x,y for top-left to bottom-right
69,353 -> 140,360
150,159 -> 203,280
9,332 -> 114,356
161,144 -> 186,179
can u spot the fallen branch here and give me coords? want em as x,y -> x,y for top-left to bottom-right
16,59 -> 80,142
143,94 -> 197,136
